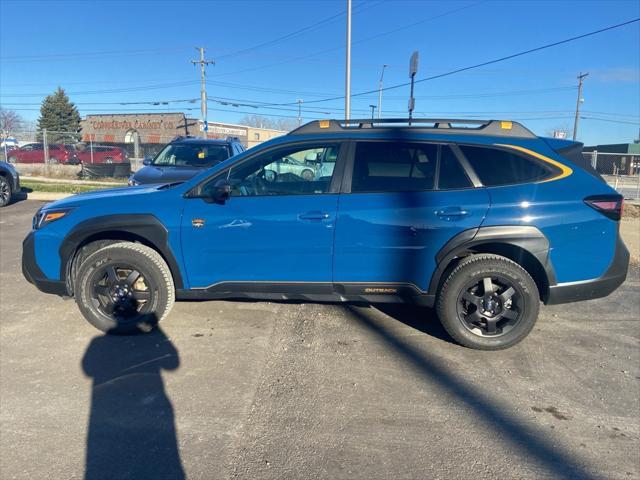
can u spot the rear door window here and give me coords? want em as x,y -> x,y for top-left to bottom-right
459,145 -> 552,186
438,146 -> 473,189
351,142 -> 437,193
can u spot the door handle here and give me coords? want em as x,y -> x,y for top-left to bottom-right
436,207 -> 469,217
298,211 -> 330,221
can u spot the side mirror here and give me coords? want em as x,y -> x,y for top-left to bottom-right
211,179 -> 232,204
142,158 -> 152,166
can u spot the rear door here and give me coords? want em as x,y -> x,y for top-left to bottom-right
333,140 -> 490,292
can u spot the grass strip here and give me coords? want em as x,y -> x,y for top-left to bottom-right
21,180 -> 126,194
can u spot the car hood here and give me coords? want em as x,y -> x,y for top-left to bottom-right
42,184 -> 163,209
132,165 -> 203,184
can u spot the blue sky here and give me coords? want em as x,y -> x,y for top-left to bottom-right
1,0 -> 638,144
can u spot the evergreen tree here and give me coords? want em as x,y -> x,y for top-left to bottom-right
37,87 -> 81,142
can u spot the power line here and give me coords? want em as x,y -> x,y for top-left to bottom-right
581,116 -> 640,125
207,1 -> 484,80
0,46 -> 191,63
0,81 -> 199,98
281,17 -> 640,107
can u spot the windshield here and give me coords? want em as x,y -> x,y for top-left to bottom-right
152,143 -> 230,167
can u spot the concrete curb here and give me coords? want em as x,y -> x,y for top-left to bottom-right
22,176 -> 125,186
22,192 -> 72,201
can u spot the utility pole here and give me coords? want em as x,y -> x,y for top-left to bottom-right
573,72 -> 589,141
191,47 -> 214,138
344,0 -> 352,120
369,105 -> 376,119
377,64 -> 387,119
297,99 -> 303,126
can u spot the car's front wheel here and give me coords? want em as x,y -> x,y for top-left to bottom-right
0,175 -> 12,207
74,242 -> 175,334
436,254 -> 540,350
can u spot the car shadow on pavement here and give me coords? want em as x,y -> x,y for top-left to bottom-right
345,305 -> 598,480
373,303 -> 456,344
81,327 -> 184,480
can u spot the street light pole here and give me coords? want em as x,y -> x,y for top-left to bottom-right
572,72 -> 589,141
377,64 -> 387,119
344,0 -> 352,120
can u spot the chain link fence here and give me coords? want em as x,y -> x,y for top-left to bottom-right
0,128 -> 183,176
582,151 -> 640,200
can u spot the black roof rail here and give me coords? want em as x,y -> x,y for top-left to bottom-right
289,118 -> 536,138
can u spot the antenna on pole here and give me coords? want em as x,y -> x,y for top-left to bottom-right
408,51 -> 419,125
191,47 -> 215,138
377,64 -> 388,119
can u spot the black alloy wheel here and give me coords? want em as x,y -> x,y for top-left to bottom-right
457,275 -> 521,337
436,254 -> 540,350
0,176 -> 11,207
91,264 -> 154,319
75,242 -> 175,334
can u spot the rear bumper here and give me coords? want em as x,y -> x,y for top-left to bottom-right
546,234 -> 629,305
22,231 -> 69,297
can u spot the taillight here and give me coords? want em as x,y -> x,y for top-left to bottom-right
584,195 -> 624,221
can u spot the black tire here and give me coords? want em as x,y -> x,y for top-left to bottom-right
74,242 -> 175,334
0,175 -> 12,207
301,168 -> 314,181
436,254 -> 539,350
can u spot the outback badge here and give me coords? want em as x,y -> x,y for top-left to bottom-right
192,218 -> 206,228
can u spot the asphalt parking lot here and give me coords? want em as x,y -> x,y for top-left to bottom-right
1,200 -> 638,480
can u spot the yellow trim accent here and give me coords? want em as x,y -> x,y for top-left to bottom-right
494,143 -> 573,182
500,121 -> 513,130
318,120 -> 330,128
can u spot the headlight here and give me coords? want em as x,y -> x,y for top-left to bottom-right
33,208 -> 73,230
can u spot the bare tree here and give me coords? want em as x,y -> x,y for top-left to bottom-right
240,114 -> 298,132
0,109 -> 24,133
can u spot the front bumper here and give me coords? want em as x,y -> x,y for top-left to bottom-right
546,234 -> 629,305
22,231 -> 69,297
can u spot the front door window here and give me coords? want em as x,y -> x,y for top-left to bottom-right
203,145 -> 340,197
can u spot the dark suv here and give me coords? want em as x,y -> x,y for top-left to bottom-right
128,136 -> 245,186
0,160 -> 20,207
22,119 -> 629,350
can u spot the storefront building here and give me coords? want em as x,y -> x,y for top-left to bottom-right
80,113 -> 286,157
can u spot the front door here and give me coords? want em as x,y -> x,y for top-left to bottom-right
333,140 -> 490,292
181,142 -> 345,289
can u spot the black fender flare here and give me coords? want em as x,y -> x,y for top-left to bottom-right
59,214 -> 184,291
427,225 -> 556,297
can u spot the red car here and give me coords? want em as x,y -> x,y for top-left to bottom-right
72,145 -> 128,164
7,143 -> 73,164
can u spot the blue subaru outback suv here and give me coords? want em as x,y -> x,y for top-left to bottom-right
22,119 -> 629,349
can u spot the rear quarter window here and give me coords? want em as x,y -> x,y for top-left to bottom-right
460,145 -> 553,186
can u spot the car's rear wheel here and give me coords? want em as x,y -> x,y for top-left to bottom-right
74,242 -> 175,334
49,157 -> 59,164
8,156 -> 18,164
436,254 -> 539,350
0,176 -> 12,207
